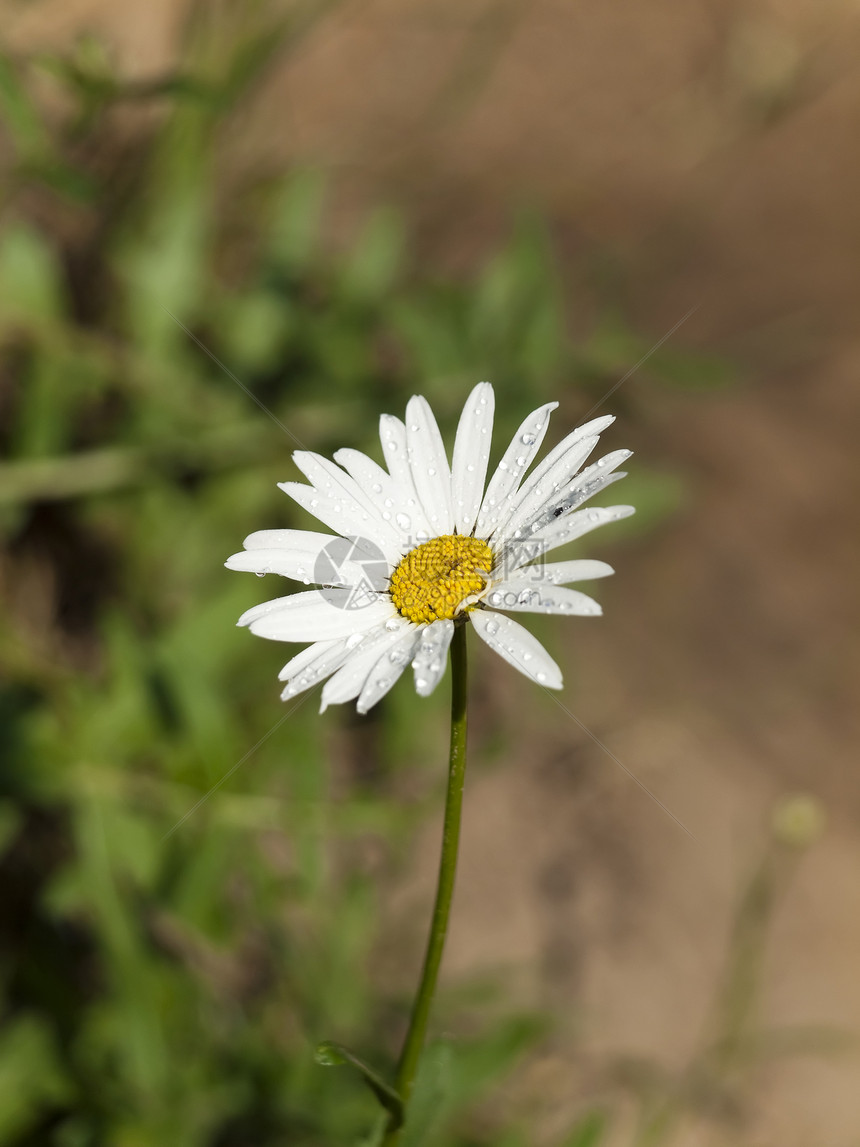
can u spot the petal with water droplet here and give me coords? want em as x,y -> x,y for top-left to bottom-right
405,395 -> 453,535
505,559 -> 615,584
476,401 -> 557,538
357,630 -> 421,713
240,590 -> 395,643
411,618 -> 455,697
320,621 -> 410,711
470,610 -> 562,689
484,579 -> 603,617
450,382 -> 495,536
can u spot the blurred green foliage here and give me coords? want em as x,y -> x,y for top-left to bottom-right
0,5 -> 754,1146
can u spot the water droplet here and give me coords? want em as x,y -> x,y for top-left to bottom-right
389,441 -> 398,452
522,652 -> 533,662
521,432 -> 536,446
255,570 -> 267,577
416,677 -> 428,689
537,671 -> 547,682
485,619 -> 500,636
410,423 -> 419,432
499,460 -> 509,471
427,467 -> 436,477
466,463 -> 475,473
429,659 -> 442,673
347,633 -> 365,649
385,618 -> 400,631
516,455 -> 527,467
396,512 -> 411,530
372,482 -> 383,493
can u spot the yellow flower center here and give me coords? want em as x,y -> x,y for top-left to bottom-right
389,535 -> 493,625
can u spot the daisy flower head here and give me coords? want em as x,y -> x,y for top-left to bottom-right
226,384 -> 634,713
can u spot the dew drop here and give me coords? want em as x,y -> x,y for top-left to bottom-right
396,512 -> 411,530
427,467 -> 436,477
255,570 -> 267,578
384,618 -> 400,631
485,619 -> 500,636
372,482 -> 383,493
516,455 -> 527,467
537,671 -> 547,682
466,463 -> 475,473
416,677 -> 428,689
521,432 -> 536,446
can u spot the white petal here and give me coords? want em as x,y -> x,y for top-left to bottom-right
475,401 -> 557,539
520,450 -> 632,536
277,482 -> 401,564
241,528 -> 338,551
484,581 -> 603,616
503,559 -> 615,583
411,619 -> 455,697
278,638 -> 344,680
379,416 -> 434,540
319,620 -> 412,711
506,505 -> 635,565
279,639 -> 354,699
331,448 -> 393,497
470,610 -> 563,689
494,435 -> 600,547
356,629 -> 421,714
335,447 -> 426,550
226,545 -> 378,588
450,382 -> 495,536
240,589 -> 396,642
405,395 -> 453,535
292,452 -> 401,546
499,415 -> 614,526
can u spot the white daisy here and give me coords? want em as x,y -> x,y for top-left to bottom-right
226,383 -> 634,713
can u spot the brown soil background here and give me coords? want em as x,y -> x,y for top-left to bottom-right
6,1 -> 860,1143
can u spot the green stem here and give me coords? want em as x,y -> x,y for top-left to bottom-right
383,622 -> 469,1144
